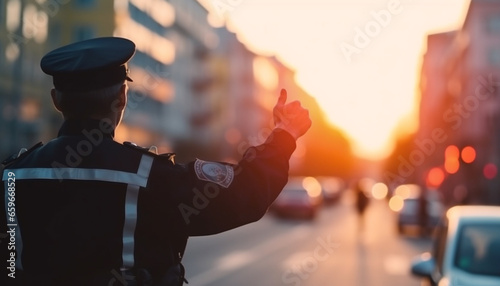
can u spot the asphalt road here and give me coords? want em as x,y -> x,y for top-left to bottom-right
182,191 -> 433,286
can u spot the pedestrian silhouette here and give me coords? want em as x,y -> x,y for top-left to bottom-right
354,180 -> 370,233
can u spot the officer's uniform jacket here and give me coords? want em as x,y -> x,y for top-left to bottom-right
0,119 -> 296,285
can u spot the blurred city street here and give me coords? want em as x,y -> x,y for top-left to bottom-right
183,191 -> 433,286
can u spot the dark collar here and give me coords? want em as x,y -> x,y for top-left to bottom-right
58,119 -> 115,139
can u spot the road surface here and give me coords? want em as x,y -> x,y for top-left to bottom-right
183,191 -> 433,286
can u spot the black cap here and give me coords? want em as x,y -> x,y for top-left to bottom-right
41,37 -> 136,92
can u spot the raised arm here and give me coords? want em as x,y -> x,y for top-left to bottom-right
156,89 -> 312,236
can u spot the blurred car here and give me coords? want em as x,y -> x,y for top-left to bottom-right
270,176 -> 323,220
316,176 -> 345,205
392,184 -> 445,234
411,205 -> 500,286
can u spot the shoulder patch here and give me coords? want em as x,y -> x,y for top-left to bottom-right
194,159 -> 234,188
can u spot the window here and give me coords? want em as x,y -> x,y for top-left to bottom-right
73,0 -> 96,9
454,223 -> 500,277
48,22 -> 61,46
0,1 -> 4,28
72,25 -> 95,42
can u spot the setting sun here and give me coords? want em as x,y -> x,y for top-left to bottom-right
200,0 -> 471,160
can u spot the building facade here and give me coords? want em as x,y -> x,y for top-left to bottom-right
0,0 -> 54,160
416,0 -> 500,205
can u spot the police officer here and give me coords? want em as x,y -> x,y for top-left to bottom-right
0,37 -> 311,286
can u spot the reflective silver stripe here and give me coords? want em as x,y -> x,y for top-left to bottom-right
122,154 -> 154,268
3,180 -> 24,270
2,167 -> 149,188
122,184 -> 139,267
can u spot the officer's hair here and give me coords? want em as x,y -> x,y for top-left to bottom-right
54,81 -> 125,118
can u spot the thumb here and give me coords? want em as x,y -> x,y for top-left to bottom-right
274,89 -> 287,126
276,88 -> 287,107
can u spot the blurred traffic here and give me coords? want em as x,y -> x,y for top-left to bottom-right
183,179 -> 436,286
269,176 -> 346,220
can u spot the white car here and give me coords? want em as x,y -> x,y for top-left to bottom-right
411,205 -> 500,286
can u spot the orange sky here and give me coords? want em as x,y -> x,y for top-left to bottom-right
200,0 -> 470,160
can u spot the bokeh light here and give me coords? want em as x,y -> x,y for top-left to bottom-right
371,182 -> 388,200
302,176 -> 322,198
445,145 -> 460,160
389,195 -> 404,212
393,184 -> 420,199
461,146 -> 476,163
444,145 -> 460,174
484,163 -> 498,180
444,158 -> 459,174
426,167 -> 445,188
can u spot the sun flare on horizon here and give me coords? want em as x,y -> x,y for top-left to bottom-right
294,56 -> 421,161
202,0 -> 470,160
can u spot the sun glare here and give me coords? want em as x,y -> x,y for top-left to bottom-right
220,0 -> 470,160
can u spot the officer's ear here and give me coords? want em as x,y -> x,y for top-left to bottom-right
117,83 -> 127,110
50,88 -> 63,112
